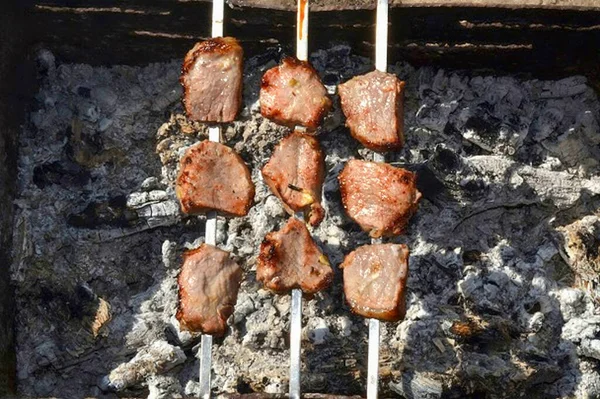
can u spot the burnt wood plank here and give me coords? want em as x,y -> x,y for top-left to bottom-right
23,1 -> 600,87
24,0 -> 600,11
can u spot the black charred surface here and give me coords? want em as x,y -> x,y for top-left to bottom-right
414,164 -> 446,201
67,195 -> 138,229
462,249 -> 483,264
464,112 -> 503,143
0,1 -> 36,396
76,86 -> 91,98
579,229 -> 600,260
225,395 -> 363,399
38,283 -> 99,321
431,146 -> 463,175
33,160 -> 91,188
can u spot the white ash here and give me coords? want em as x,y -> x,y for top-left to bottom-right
147,375 -> 184,399
11,44 -> 600,397
101,340 -> 186,392
305,317 -> 331,345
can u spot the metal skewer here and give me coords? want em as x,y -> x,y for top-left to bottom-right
289,287 -> 302,399
296,0 -> 309,62
289,1 -> 309,399
367,317 -> 381,399
199,1 -> 225,398
367,1 -> 389,398
375,0 -> 388,75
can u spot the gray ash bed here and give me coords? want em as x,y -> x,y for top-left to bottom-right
3,1 -> 600,398
10,40 -> 600,397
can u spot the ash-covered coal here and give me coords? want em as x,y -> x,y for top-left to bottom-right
12,44 -> 600,398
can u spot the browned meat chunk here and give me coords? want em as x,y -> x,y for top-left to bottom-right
181,37 -> 243,122
338,70 -> 405,152
260,57 -> 331,131
341,243 -> 409,322
262,132 -> 325,226
257,217 -> 333,294
338,160 -> 421,238
177,244 -> 243,336
176,140 -> 255,216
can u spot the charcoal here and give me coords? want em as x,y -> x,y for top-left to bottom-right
32,160 -> 90,188
67,195 -> 138,228
76,86 -> 91,98
12,46 -> 600,398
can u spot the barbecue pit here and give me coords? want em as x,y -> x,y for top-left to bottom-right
2,1 -> 600,397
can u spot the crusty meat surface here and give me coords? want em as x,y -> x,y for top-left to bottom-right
338,160 -> 421,238
176,140 -> 255,216
262,131 -> 325,226
260,57 -> 331,131
181,37 -> 243,122
341,243 -> 409,322
338,70 -> 405,152
177,244 -> 243,336
257,217 -> 333,294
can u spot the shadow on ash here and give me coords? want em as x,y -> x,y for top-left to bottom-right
11,45 -> 600,398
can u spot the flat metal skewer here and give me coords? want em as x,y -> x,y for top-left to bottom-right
296,0 -> 309,62
199,333 -> 213,399
367,318 -> 381,399
367,1 -> 389,398
289,2 -> 309,398
375,0 -> 388,74
199,205 -> 217,399
289,288 -> 302,399
199,1 -> 225,398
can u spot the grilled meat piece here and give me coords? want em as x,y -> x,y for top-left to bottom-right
338,70 -> 405,152
181,37 -> 243,122
177,244 -> 243,336
260,57 -> 331,131
257,217 -> 333,294
262,132 -> 325,226
338,160 -> 421,238
176,140 -> 255,216
341,243 -> 409,322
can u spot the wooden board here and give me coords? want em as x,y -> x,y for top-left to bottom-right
18,0 -> 600,89
31,0 -> 600,11
226,0 -> 600,10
